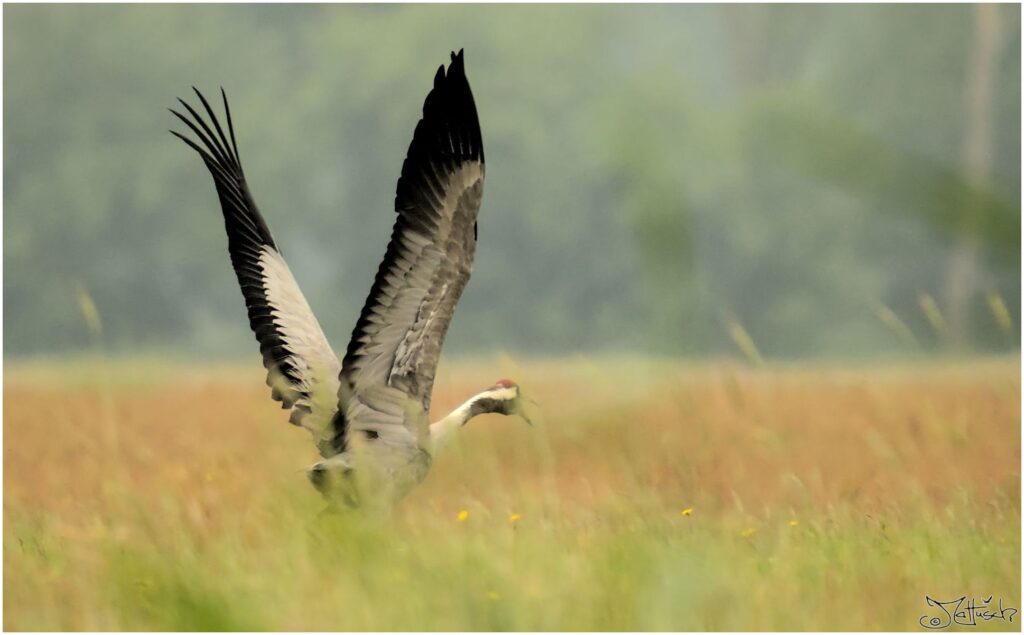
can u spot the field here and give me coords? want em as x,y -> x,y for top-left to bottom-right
4,356 -> 1020,630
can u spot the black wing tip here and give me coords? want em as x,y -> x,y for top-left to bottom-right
432,49 -> 467,87
169,87 -> 240,168
449,48 -> 465,67
412,49 -> 482,158
446,48 -> 467,80
392,49 -> 484,214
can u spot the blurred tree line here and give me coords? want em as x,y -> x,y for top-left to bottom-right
4,4 -> 1020,360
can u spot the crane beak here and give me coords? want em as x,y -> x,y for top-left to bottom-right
517,394 -> 541,427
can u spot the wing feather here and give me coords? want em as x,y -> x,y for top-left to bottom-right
325,50 -> 485,456
171,89 -> 341,447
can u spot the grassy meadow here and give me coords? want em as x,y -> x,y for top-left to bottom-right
4,356 -> 1020,630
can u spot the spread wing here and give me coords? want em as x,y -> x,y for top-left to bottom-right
323,50 -> 485,456
170,89 -> 341,447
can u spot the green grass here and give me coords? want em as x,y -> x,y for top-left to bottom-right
4,357 -> 1020,630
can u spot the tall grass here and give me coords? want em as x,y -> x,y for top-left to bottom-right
4,357 -> 1020,630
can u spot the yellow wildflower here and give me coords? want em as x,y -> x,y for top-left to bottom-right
457,510 -> 469,522
509,513 -> 522,523
788,519 -> 798,527
740,527 -> 757,538
681,508 -> 694,516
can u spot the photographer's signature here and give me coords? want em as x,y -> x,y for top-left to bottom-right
920,595 -> 1017,629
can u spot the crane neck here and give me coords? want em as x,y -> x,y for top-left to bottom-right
429,390 -> 512,456
428,396 -> 476,456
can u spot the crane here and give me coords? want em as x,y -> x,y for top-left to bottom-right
170,50 -> 532,508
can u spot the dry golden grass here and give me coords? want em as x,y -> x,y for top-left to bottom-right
4,356 -> 1021,630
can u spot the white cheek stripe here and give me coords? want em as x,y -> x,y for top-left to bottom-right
483,387 -> 517,402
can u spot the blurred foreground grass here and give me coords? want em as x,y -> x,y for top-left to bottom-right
4,357 -> 1020,630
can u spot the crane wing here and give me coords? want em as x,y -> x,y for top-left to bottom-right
325,50 -> 485,456
171,89 -> 341,449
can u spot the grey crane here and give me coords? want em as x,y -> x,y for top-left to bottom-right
170,50 -> 532,508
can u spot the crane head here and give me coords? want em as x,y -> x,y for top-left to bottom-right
484,378 -> 539,427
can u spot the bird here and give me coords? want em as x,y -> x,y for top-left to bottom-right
170,50 -> 533,509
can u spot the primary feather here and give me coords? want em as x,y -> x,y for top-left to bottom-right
170,88 -> 341,450
331,49 -> 485,456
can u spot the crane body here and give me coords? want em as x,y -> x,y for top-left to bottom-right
171,50 -> 531,509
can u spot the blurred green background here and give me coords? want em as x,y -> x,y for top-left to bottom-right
4,4 -> 1020,360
